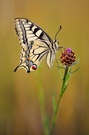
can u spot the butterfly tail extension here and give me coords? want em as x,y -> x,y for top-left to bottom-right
14,63 -> 30,73
14,65 -> 20,72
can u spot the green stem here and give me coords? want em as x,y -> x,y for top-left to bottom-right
60,66 -> 69,97
63,66 -> 69,82
50,66 -> 69,135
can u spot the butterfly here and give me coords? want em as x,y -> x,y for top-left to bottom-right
14,18 -> 62,73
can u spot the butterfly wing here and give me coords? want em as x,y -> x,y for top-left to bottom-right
14,18 -> 57,73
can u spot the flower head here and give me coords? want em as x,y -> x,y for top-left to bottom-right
60,48 -> 76,67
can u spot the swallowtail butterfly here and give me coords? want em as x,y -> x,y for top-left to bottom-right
14,18 -> 62,73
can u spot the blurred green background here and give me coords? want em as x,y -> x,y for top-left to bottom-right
0,0 -> 89,135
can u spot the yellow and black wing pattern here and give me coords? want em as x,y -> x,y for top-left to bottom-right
14,18 -> 59,73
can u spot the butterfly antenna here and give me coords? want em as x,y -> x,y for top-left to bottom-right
54,26 -> 62,40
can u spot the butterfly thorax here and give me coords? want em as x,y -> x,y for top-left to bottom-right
53,39 -> 59,53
